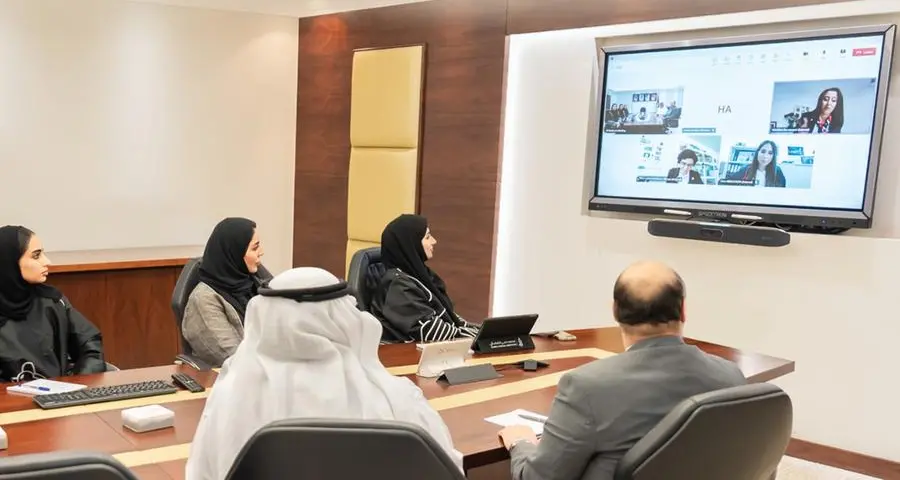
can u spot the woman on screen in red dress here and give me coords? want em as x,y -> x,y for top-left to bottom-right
800,87 -> 844,134
726,140 -> 786,188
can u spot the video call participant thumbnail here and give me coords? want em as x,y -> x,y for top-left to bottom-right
603,87 -> 684,135
719,140 -> 786,188
666,149 -> 704,185
769,78 -> 877,135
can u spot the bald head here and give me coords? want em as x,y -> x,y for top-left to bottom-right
613,261 -> 685,326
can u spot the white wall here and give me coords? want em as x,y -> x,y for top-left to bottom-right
495,0 -> 900,462
0,0 -> 298,274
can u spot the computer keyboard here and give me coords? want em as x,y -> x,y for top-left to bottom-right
32,380 -> 179,410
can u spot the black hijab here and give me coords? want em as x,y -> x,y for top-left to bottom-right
198,218 -> 258,320
381,214 -> 457,321
0,226 -> 61,325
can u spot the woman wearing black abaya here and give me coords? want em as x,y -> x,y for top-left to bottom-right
182,217 -> 266,366
0,225 -> 105,381
369,214 -> 480,343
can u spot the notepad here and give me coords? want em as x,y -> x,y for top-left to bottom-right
6,379 -> 87,396
484,409 -> 547,436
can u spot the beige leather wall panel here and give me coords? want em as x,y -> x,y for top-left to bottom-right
350,45 -> 424,148
346,44 -> 425,273
347,147 -> 419,243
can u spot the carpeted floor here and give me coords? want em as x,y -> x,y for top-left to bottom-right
777,456 -> 880,479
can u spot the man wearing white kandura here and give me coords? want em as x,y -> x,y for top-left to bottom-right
186,267 -> 463,480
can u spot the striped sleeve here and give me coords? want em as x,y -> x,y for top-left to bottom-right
415,316 -> 480,343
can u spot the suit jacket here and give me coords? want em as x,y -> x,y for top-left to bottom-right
666,168 -> 703,184
182,282 -> 245,367
800,111 -> 842,133
509,335 -> 746,480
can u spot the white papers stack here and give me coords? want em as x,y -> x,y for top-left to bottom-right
484,409 -> 548,436
6,379 -> 87,396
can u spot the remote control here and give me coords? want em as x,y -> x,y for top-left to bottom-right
171,373 -> 205,393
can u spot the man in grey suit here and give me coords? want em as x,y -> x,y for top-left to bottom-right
499,260 -> 746,480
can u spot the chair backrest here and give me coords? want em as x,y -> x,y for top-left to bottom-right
614,383 -> 792,480
0,451 -> 137,479
224,418 -> 465,480
171,257 -> 203,355
346,247 -> 385,311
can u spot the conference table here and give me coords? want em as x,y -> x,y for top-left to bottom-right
0,328 -> 794,479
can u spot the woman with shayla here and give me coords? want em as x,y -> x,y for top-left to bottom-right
186,267 -> 462,480
370,214 -> 480,343
182,217 -> 267,367
0,225 -> 105,381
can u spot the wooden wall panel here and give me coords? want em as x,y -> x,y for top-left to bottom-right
106,268 -> 180,368
50,267 -> 181,370
293,18 -> 354,275
506,0 -> 852,35
295,0 -> 508,319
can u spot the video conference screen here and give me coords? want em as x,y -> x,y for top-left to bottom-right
594,32 -> 888,212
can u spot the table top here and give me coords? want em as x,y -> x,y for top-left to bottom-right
0,328 -> 794,479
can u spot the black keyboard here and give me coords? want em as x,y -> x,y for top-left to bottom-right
32,380 -> 179,410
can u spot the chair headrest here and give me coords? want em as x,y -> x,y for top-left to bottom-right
614,383 -> 792,480
0,451 -> 138,479
347,247 -> 383,311
171,258 -> 203,319
225,418 -> 464,480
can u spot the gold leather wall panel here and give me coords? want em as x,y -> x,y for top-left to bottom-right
346,45 -> 424,275
350,46 -> 424,148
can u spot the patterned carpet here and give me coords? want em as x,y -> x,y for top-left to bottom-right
778,457 -> 880,479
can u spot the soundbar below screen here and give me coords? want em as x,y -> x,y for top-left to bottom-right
595,33 -> 886,211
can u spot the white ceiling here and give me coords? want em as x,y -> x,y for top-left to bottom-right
127,0 -> 432,17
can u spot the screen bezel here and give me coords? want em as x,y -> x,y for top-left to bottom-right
587,24 -> 896,229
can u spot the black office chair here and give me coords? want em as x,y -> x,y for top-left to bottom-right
0,451 -> 137,479
170,258 -> 204,368
346,246 -> 385,312
614,383 -> 792,480
224,418 -> 465,480
170,258 -> 273,369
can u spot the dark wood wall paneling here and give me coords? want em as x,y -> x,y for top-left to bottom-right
51,267 -> 181,370
294,0 -> 508,319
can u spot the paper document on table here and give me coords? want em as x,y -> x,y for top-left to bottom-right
6,379 -> 87,396
484,409 -> 547,436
